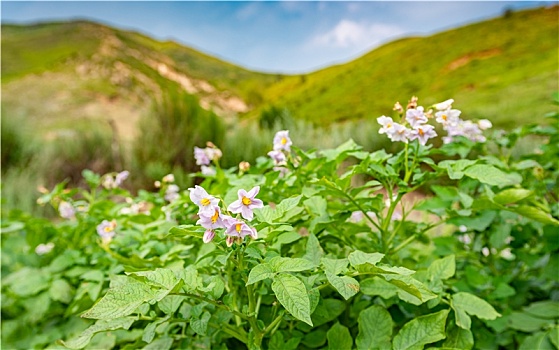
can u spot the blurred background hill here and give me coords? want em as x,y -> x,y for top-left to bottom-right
1,5 -> 558,215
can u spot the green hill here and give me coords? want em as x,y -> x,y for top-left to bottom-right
1,20 -> 277,139
261,6 -> 558,127
1,5 -> 557,139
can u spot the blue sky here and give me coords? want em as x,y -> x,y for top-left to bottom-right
1,1 -> 552,73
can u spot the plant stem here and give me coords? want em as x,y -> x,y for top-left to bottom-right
264,312 -> 284,335
209,322 -> 248,343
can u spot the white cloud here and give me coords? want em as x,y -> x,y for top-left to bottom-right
312,19 -> 406,49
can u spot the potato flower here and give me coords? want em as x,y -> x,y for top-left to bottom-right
227,186 -> 264,221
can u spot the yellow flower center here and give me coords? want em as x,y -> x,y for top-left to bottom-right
236,223 -> 242,232
281,137 -> 287,145
211,209 -> 219,223
201,198 -> 211,206
104,226 -> 113,233
242,197 -> 252,206
386,123 -> 392,128
419,128 -> 425,136
442,114 -> 447,121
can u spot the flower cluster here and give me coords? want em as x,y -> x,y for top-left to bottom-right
189,185 -> 262,246
101,170 -> 130,189
194,142 -> 222,175
268,130 -> 292,173
155,174 -> 181,202
378,105 -> 437,146
377,97 -> 492,145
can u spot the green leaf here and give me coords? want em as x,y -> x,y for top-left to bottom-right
311,299 -> 346,327
128,268 -> 179,290
492,283 -> 516,299
509,205 -> 559,226
393,309 -> 449,350
360,277 -> 398,299
443,325 -> 474,350
168,225 -> 204,239
142,317 -> 169,344
271,273 -> 313,326
175,265 -> 200,293
246,263 -> 274,285
384,275 -> 437,305
269,257 -> 316,272
325,272 -> 359,300
62,317 -> 135,349
81,279 -> 155,319
303,234 -> 323,266
254,205 -> 281,224
302,330 -> 327,348
519,331 -> 555,350
509,312 -> 553,332
143,337 -> 173,350
49,279 -> 74,304
452,292 -> 501,326
493,188 -> 533,205
348,250 -> 384,267
321,258 -> 349,275
523,301 -> 559,319
327,322 -> 353,350
453,303 -> 472,329
427,255 -> 455,282
463,164 -> 521,188
548,326 -> 559,349
190,311 -> 211,336
356,305 -> 393,350
276,195 -> 302,214
5,267 -> 50,297
438,159 -> 476,180
158,295 -> 185,315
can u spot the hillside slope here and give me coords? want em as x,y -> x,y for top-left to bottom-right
261,6 -> 558,127
1,21 -> 277,139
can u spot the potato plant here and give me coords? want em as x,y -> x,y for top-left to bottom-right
2,98 -> 558,350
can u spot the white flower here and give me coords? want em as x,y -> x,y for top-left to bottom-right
35,242 -> 55,255
500,248 -> 515,260
115,171 -> 130,186
435,109 -> 461,126
458,234 -> 471,245
388,123 -> 411,143
273,130 -> 292,151
162,174 -> 175,183
481,247 -> 490,257
59,201 -> 75,219
201,166 -> 216,176
434,99 -> 454,111
406,107 -> 428,128
377,116 -> 395,135
188,185 -> 219,216
478,119 -> 493,130
165,184 -> 180,202
409,124 -> 437,146
458,225 -> 468,233
96,220 -> 117,242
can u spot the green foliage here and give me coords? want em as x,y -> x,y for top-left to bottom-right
2,100 -> 558,350
133,87 -> 225,184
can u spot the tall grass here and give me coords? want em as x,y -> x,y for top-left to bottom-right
1,112 -> 117,217
132,86 -> 225,188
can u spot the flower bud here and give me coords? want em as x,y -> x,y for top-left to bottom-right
239,161 -> 250,172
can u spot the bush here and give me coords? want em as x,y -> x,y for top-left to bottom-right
2,98 -> 558,349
